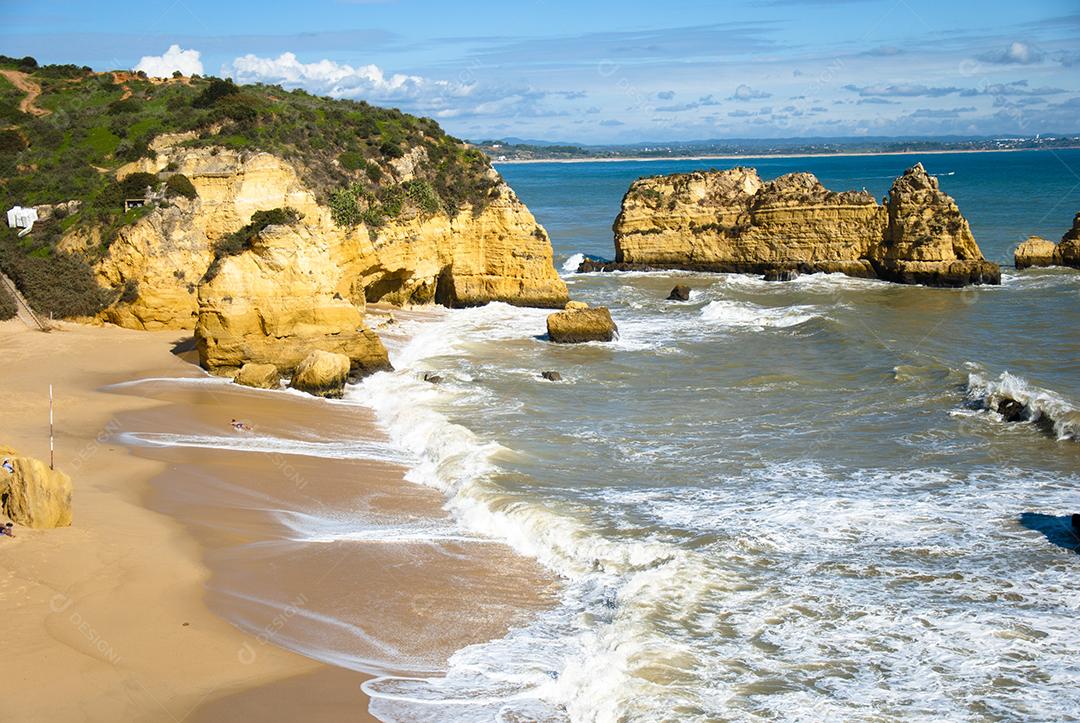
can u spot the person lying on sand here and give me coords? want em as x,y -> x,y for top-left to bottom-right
2,457 -> 13,474
230,419 -> 252,432
1,522 -> 15,538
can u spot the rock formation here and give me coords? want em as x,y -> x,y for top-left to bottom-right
608,163 -> 1000,287
1,447 -> 72,529
71,145 -> 567,375
288,350 -> 352,398
547,307 -> 618,343
667,284 -> 691,300
1014,237 -> 1058,269
233,363 -> 280,390
1016,213 -> 1080,269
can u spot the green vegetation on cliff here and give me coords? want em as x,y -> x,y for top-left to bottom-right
0,55 -> 500,317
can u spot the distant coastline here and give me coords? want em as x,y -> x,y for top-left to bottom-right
492,145 -> 1080,165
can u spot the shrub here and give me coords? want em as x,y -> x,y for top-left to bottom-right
165,173 -> 197,199
403,179 -> 442,216
330,184 -> 365,227
339,151 -> 366,171
379,139 -> 404,159
0,283 -> 16,320
119,279 -> 139,303
120,172 -> 158,199
0,129 -> 25,153
193,78 -> 240,108
0,231 -> 113,318
206,207 -> 301,279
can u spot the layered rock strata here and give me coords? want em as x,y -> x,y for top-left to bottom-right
606,163 -> 999,287
1014,213 -> 1080,269
74,146 -> 568,375
547,307 -> 618,343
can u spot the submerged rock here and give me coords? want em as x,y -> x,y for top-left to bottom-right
0,447 -> 72,529
233,363 -> 280,389
288,350 -> 351,398
762,268 -> 799,282
609,163 -> 999,287
547,307 -> 617,343
667,284 -> 691,300
997,398 -> 1026,423
541,371 -> 563,381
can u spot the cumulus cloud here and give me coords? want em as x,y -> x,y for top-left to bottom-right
656,90 -> 676,100
134,45 -> 204,77
730,84 -> 771,101
225,52 -> 472,106
977,41 -> 1044,65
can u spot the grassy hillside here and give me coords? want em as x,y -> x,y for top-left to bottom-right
0,55 -> 498,317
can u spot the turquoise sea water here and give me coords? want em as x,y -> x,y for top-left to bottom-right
351,150 -> 1080,721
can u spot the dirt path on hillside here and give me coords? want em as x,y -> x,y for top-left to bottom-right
0,69 -> 50,117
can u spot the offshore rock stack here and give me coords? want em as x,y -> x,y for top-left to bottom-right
597,163 -> 1000,287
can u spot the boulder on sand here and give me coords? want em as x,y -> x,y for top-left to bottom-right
0,447 -> 72,529
667,284 -> 691,300
288,350 -> 351,398
546,307 -> 617,343
233,363 -> 280,389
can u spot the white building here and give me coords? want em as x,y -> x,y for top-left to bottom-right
6,205 -> 39,236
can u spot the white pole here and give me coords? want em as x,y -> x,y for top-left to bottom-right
49,384 -> 54,470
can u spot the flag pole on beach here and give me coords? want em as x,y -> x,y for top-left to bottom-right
49,384 -> 54,470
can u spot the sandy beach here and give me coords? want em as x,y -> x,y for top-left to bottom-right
0,318 -> 557,721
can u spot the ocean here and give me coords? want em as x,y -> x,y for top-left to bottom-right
356,150 -> 1080,721
127,150 -> 1080,721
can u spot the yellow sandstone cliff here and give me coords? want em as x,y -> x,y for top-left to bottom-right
1014,212 -> 1080,269
82,146 -> 568,375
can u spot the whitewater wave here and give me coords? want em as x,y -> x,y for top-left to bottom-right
117,431 -> 415,463
964,370 -> 1079,441
562,252 -> 585,273
347,306 -> 721,722
700,299 -> 821,329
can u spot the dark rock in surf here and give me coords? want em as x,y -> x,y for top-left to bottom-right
667,284 -> 691,301
541,371 -> 562,381
763,268 -> 799,282
996,398 -> 1026,423
422,372 -> 443,385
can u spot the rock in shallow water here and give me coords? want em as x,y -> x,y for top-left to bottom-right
541,371 -> 563,381
667,284 -> 691,300
546,307 -> 617,343
233,363 -> 280,389
996,398 -> 1026,423
762,268 -> 799,282
289,350 -> 351,398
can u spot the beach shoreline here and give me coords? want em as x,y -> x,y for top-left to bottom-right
491,145 -> 1079,165
0,316 -> 558,721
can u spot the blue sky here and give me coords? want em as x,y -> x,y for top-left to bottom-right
4,0 -> 1079,142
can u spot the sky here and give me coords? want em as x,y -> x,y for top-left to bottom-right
3,0 -> 1079,143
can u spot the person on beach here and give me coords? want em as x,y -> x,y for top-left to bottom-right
230,419 -> 251,432
1,522 -> 14,538
2,457 -> 13,474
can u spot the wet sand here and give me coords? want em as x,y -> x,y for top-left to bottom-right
0,318 -> 558,720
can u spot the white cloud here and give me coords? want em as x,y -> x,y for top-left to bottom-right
134,45 -> 204,77
224,52 -> 473,106
977,41 -> 1045,65
730,84 -> 772,101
